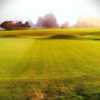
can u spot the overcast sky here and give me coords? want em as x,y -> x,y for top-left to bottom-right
0,0 -> 100,25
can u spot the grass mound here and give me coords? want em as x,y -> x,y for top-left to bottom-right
47,34 -> 79,39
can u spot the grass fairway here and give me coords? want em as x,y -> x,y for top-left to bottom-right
0,38 -> 100,80
0,38 -> 100,79
0,37 -> 100,99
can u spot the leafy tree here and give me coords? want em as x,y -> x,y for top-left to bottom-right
0,21 -> 15,30
0,21 -> 31,30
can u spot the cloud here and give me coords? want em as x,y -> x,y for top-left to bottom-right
90,0 -> 100,11
0,0 -> 14,10
0,0 -> 99,24
0,0 -> 9,7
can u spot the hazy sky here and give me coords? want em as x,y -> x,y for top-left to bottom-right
0,0 -> 99,25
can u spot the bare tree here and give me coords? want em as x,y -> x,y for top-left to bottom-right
36,13 -> 59,28
60,22 -> 69,28
74,17 -> 100,28
36,17 -> 44,28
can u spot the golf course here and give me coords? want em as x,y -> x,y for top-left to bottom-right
0,29 -> 100,99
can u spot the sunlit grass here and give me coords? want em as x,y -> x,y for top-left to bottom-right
0,28 -> 100,37
0,32 -> 100,99
0,38 -> 100,80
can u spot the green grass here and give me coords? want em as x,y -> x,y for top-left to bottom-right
0,37 -> 100,80
1,28 -> 100,37
0,36 -> 100,99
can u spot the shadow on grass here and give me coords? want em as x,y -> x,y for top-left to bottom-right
37,34 -> 80,40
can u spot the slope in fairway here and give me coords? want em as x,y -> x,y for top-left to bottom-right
0,38 -> 100,80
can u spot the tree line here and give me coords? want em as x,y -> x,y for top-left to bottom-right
0,13 -> 100,30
